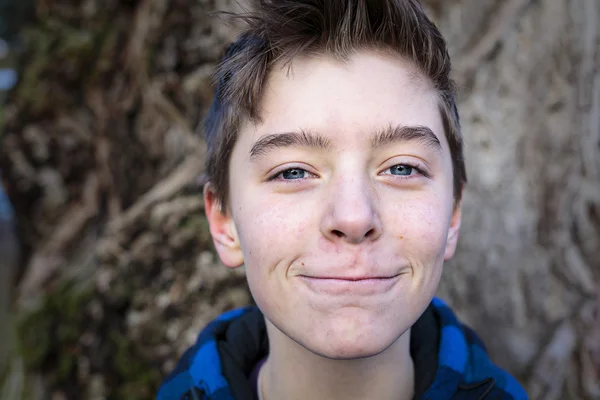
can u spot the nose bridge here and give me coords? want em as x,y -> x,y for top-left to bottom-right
335,174 -> 372,214
322,169 -> 380,243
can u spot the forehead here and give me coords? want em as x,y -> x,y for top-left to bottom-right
239,50 -> 447,151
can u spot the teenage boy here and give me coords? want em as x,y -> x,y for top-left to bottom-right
157,1 -> 528,399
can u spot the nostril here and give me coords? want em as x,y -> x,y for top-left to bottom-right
365,228 -> 375,237
332,229 -> 344,238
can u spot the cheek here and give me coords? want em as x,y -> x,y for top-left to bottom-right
387,194 -> 452,259
234,196 -> 311,270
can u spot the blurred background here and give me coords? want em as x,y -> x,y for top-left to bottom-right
0,0 -> 598,399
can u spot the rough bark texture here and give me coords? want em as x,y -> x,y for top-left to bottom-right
0,0 -> 598,399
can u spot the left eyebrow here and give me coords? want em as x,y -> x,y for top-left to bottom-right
370,125 -> 442,153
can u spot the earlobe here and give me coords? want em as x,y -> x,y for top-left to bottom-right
203,184 -> 244,268
444,201 -> 462,261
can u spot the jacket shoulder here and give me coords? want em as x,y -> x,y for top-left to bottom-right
156,307 -> 253,400
430,298 -> 529,400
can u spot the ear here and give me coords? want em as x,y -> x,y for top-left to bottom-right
203,183 -> 244,268
444,201 -> 462,261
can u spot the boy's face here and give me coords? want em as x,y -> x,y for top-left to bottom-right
205,51 -> 461,359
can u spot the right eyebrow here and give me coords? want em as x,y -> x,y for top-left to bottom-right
249,130 -> 333,161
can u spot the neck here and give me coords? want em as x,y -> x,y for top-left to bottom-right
260,320 -> 414,400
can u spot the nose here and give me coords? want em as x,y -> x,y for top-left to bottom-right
320,176 -> 382,244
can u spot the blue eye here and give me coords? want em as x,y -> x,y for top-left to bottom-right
388,165 -> 414,176
279,168 -> 308,180
268,166 -> 317,182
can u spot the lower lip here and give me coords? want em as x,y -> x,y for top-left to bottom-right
299,276 -> 399,296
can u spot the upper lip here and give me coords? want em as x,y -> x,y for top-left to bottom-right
299,274 -> 400,281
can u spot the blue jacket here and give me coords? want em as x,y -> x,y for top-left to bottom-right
157,298 -> 528,400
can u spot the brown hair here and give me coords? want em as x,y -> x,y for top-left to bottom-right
204,0 -> 466,210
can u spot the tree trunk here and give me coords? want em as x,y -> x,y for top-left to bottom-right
0,0 -> 598,399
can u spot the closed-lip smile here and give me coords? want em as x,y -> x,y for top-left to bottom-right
298,274 -> 401,295
300,275 -> 399,281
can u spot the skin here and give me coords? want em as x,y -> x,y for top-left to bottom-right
204,50 -> 462,400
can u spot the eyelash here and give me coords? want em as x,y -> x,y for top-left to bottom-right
267,163 -> 429,181
380,162 -> 430,179
267,167 -> 317,182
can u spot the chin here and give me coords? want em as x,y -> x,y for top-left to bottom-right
305,335 -> 398,360
297,322 -> 405,360
314,343 -> 392,360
